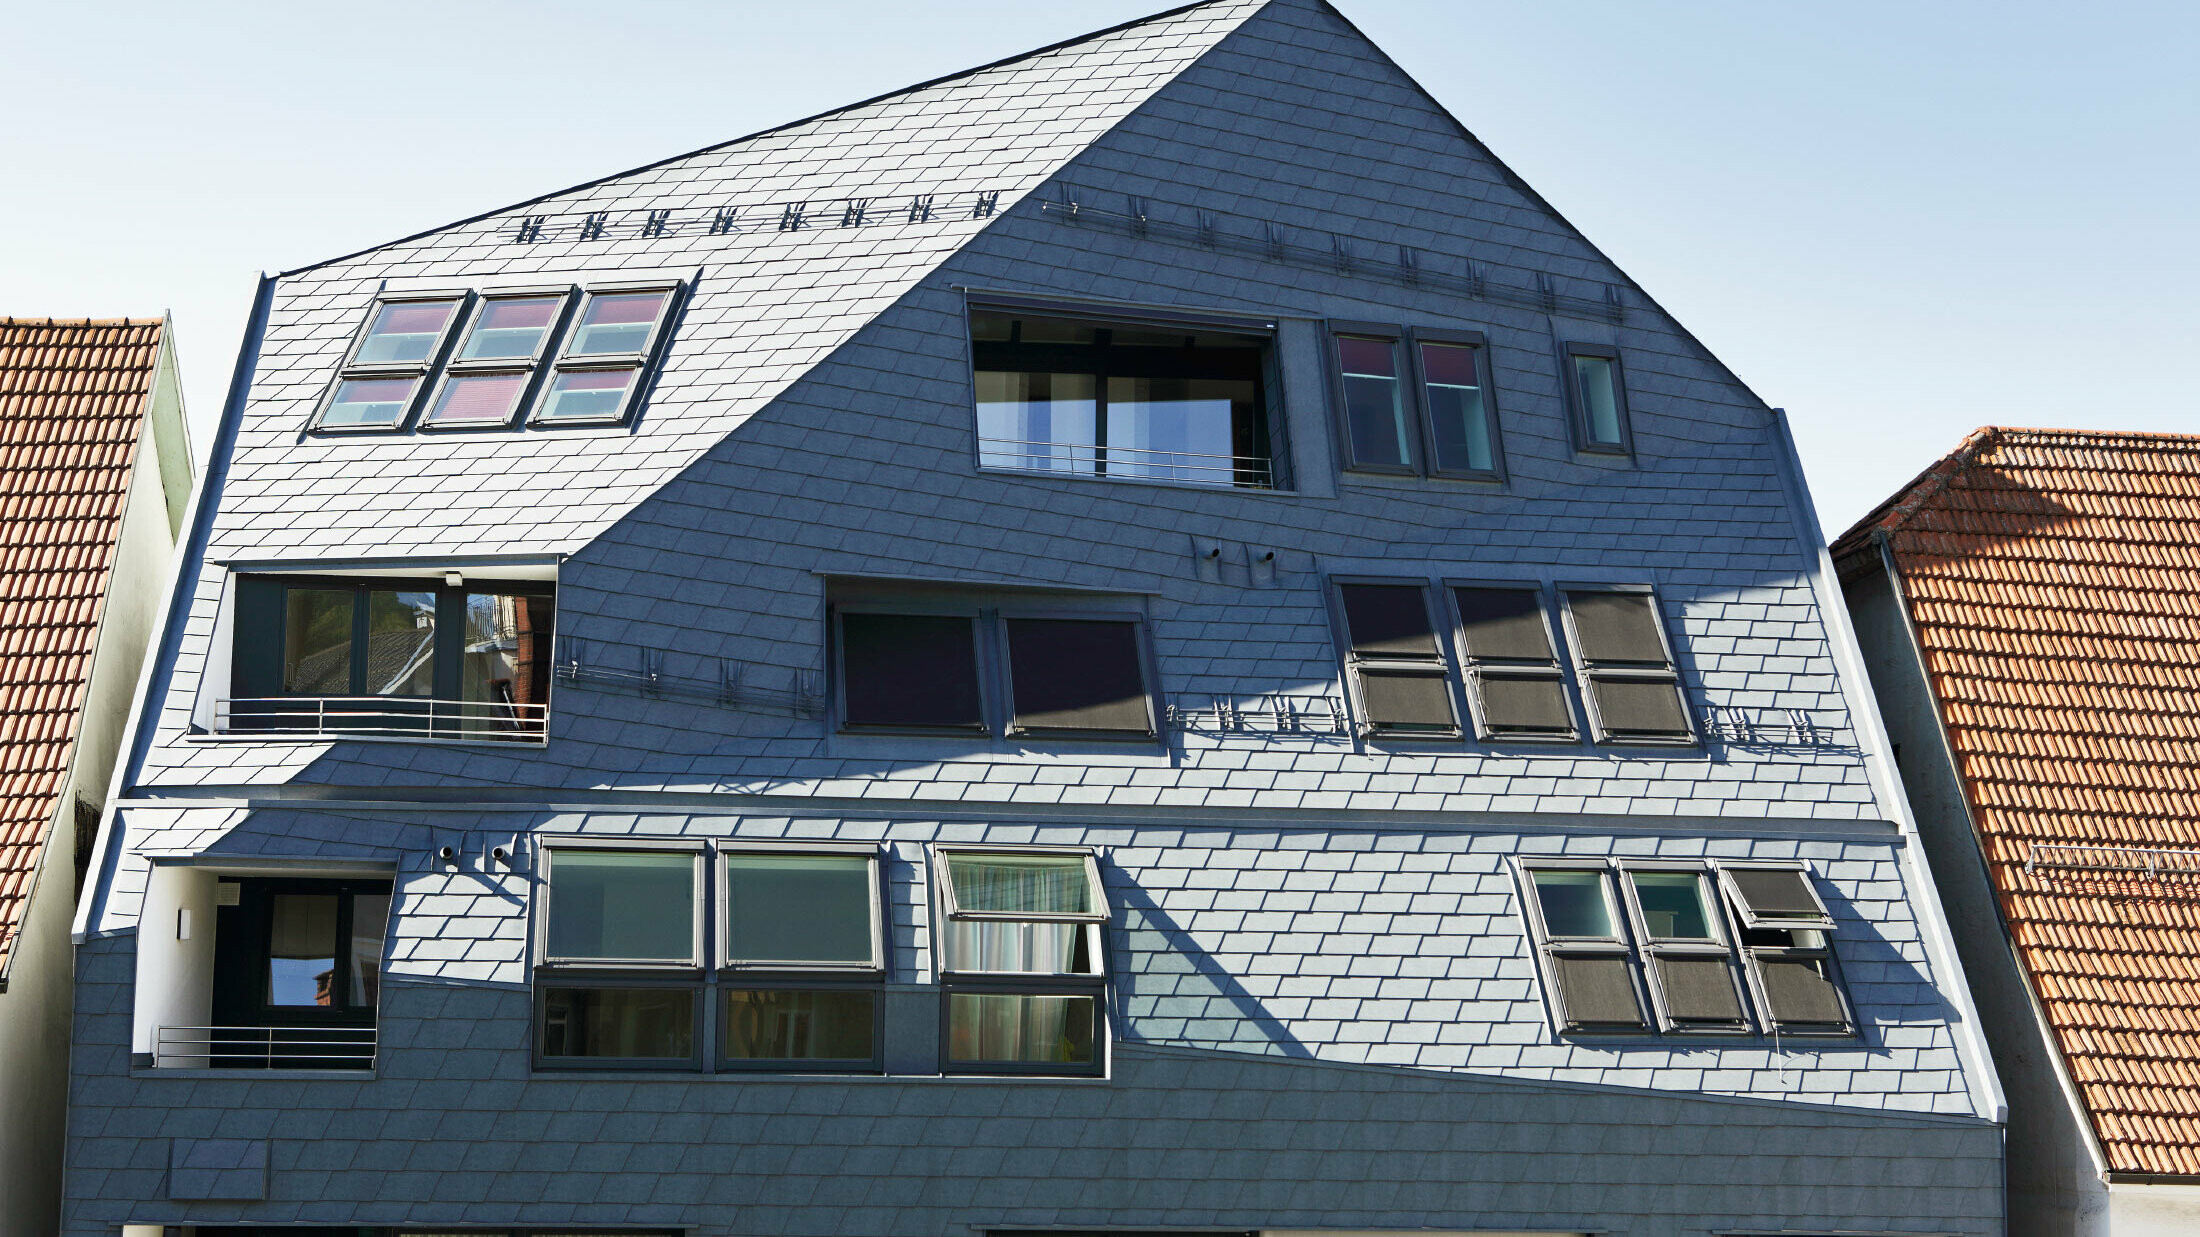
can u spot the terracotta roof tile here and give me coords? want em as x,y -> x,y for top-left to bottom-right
0,317 -> 161,979
1836,426 -> 2200,1175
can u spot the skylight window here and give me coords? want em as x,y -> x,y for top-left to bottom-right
312,294 -> 464,430
355,300 -> 458,365
567,290 -> 672,357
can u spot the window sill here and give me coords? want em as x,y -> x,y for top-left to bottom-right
1339,469 -> 1505,490
133,1067 -> 378,1080
974,464 -> 1293,498
522,1067 -> 1113,1084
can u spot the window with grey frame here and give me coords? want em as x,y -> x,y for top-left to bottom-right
534,845 -> 705,1069
936,848 -> 1109,1076
1448,584 -> 1575,741
1618,867 -> 1749,1033
1520,864 -> 1648,1032
419,288 -> 575,430
1328,323 -> 1416,474
1559,585 -> 1694,745
1719,864 -> 1852,1035
1561,341 -> 1633,455
531,283 -> 681,425
311,292 -> 467,431
1409,328 -> 1504,479
1332,580 -> 1459,737
718,849 -> 885,1071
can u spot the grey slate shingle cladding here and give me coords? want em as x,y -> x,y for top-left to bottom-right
68,0 -> 2004,1232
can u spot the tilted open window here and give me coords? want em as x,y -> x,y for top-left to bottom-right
968,301 -> 1280,490
222,574 -> 554,741
1333,581 -> 1459,737
1562,341 -> 1634,456
1410,329 -> 1504,479
1450,585 -> 1575,741
1720,863 -> 1851,1035
1559,586 -> 1694,745
936,848 -> 1108,1076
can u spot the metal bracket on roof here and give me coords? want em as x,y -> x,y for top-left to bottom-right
641,209 -> 672,238
1165,693 -> 1350,738
1126,196 -> 1149,237
2026,843 -> 2200,882
1700,705 -> 1839,749
1398,244 -> 1420,285
1330,232 -> 1354,274
1535,271 -> 1557,313
710,206 -> 741,235
579,211 -> 609,242
841,199 -> 874,227
513,215 -> 546,244
778,203 -> 807,231
1195,209 -> 1218,248
972,191 -> 1000,219
907,195 -> 935,224
554,637 -> 824,718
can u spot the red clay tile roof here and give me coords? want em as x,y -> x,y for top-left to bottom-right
1835,425 -> 2200,1176
0,318 -> 163,982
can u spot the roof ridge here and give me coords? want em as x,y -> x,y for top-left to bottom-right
1830,426 -> 2002,557
0,318 -> 164,329
279,0 -> 1250,279
1978,425 -> 2200,451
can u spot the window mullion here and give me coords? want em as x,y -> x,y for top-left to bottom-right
347,586 -> 369,696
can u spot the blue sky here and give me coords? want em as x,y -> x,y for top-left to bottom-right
5,0 -> 2191,533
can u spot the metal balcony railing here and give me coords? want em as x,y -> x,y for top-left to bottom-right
979,437 -> 1275,489
212,696 -> 547,742
153,1024 -> 376,1070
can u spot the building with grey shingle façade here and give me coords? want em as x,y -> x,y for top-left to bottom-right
66,3 -> 2008,1235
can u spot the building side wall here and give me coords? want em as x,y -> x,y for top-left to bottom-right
1843,558 -> 2102,1233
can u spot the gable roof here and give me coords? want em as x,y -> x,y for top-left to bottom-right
0,317 -> 165,981
1833,426 -> 2200,1176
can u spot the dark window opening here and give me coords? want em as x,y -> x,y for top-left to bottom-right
1561,588 -> 1692,744
203,877 -> 390,1069
1453,586 -> 1574,740
970,306 -> 1277,489
1335,582 -> 1457,736
1563,341 -> 1633,455
1004,618 -> 1153,735
837,612 -> 984,731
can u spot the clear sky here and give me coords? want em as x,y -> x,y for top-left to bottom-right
5,0 -> 2192,534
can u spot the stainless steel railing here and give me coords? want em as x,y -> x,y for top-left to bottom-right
211,696 -> 546,741
978,437 -> 1275,488
153,1024 -> 376,1069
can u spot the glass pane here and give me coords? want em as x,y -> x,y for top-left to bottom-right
354,299 -> 455,365
1655,955 -> 1744,1024
945,919 -> 1094,975
282,589 -> 354,694
1760,957 -> 1847,1027
1420,342 -> 1492,473
349,892 -> 390,1006
975,370 -> 1097,474
1004,618 -> 1150,734
1338,333 -> 1409,468
267,894 -> 339,1006
1339,584 -> 1437,658
1532,870 -> 1615,938
946,853 -> 1095,916
547,850 -> 695,961
1013,314 -> 1097,345
424,372 -> 529,426
1103,375 -> 1250,485
321,375 -> 421,428
1358,667 -> 1455,732
536,367 -> 639,421
459,296 -> 562,361
839,613 -> 983,730
1729,869 -> 1827,921
460,591 -> 556,736
1573,353 -> 1624,446
363,590 -> 437,696
539,987 -> 694,1059
1567,591 -> 1669,664
1550,955 -> 1644,1027
1453,588 -> 1553,661
1591,677 -> 1691,737
945,992 -> 1096,1065
968,310 -> 1016,342
721,989 -> 876,1061
724,855 -> 874,965
567,291 -> 669,356
1477,674 -> 1571,734
1632,873 -> 1714,940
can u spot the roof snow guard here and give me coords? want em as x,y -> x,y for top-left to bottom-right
1834,425 -> 2200,1176
0,318 -> 163,982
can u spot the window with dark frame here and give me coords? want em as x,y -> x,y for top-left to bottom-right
420,290 -> 573,430
1003,617 -> 1154,736
1522,866 -> 1647,1032
533,285 -> 679,425
536,847 -> 703,1068
203,876 -> 390,1070
1560,586 -> 1693,745
718,850 -> 884,1071
1621,868 -> 1748,1032
1330,326 -> 1414,472
225,575 -> 555,741
1334,581 -> 1459,736
1410,331 -> 1502,478
313,294 -> 465,430
1720,864 -> 1852,1035
968,304 -> 1278,489
1450,585 -> 1574,741
1562,341 -> 1632,455
836,611 -> 986,732
937,849 -> 1108,1076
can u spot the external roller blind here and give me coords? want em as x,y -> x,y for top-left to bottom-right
1004,618 -> 1151,734
1551,955 -> 1645,1028
1567,590 -> 1669,663
1339,583 -> 1438,657
839,613 -> 984,729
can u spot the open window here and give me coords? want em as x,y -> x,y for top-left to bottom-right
311,293 -> 465,431
1409,328 -> 1503,479
968,301 -> 1279,489
1333,581 -> 1459,737
221,574 -> 554,741
531,284 -> 681,425
1562,342 -> 1633,456
1001,616 -> 1155,737
1521,865 -> 1647,1033
1559,586 -> 1694,745
936,848 -> 1108,1075
1449,585 -> 1575,742
718,849 -> 884,1072
535,845 -> 704,1069
1620,868 -> 1748,1033
420,288 -> 573,430
1719,864 -> 1852,1036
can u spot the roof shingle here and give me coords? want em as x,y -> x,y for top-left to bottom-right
0,317 -> 162,978
1836,425 -> 2200,1175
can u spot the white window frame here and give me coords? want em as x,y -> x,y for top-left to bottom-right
528,280 -> 684,427
932,844 -> 1109,1077
1555,582 -> 1696,747
418,285 -> 576,432
1616,864 -> 1751,1035
718,842 -> 885,973
715,841 -> 887,1073
308,289 -> 469,433
1516,859 -> 1648,1035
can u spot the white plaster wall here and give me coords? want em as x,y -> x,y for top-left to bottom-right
131,865 -> 216,1061
2109,1183 -> 2200,1236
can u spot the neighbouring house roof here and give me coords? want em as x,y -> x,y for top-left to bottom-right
0,317 -> 165,980
1833,425 -> 2200,1176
